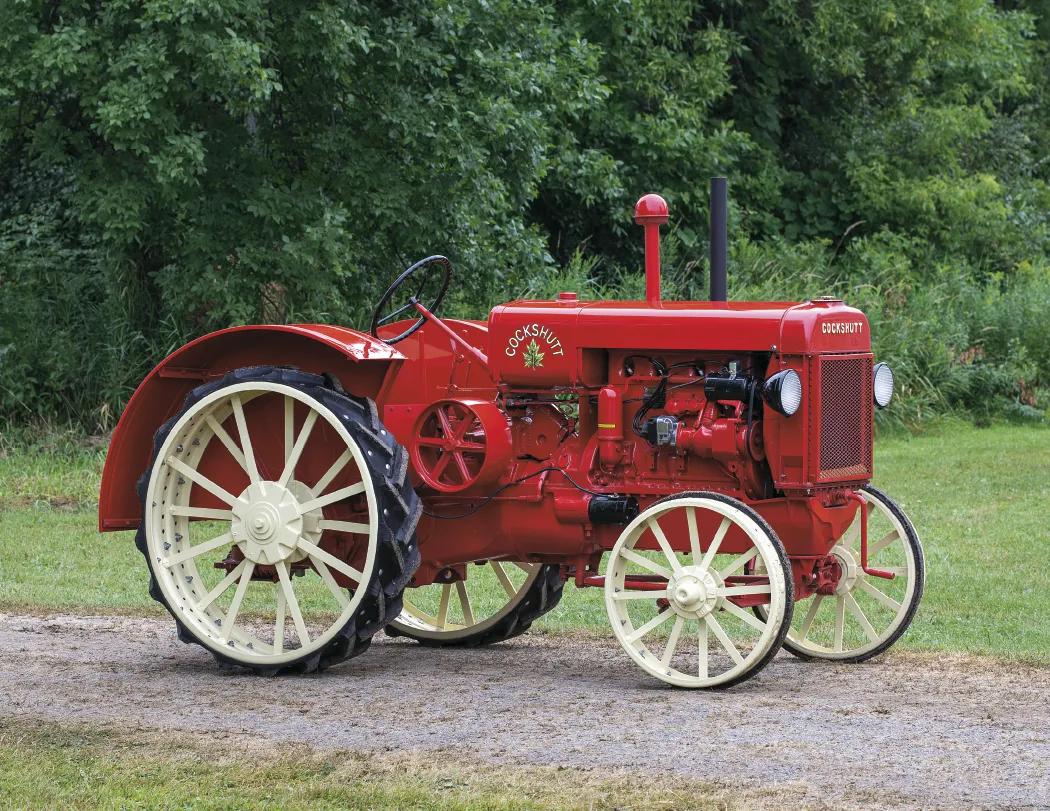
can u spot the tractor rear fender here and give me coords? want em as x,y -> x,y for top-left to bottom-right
98,324 -> 404,532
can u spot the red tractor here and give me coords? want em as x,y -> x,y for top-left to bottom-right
99,180 -> 923,688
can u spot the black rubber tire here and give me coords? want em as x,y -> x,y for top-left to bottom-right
778,484 -> 925,663
647,490 -> 795,689
134,365 -> 421,675
385,563 -> 565,647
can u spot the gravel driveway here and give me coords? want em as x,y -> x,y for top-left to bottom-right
2,613 -> 1048,809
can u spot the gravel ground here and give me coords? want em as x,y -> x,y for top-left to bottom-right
2,612 -> 1048,809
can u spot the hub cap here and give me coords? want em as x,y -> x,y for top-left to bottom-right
667,566 -> 720,618
231,481 -> 322,565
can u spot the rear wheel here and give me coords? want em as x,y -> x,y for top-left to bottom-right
136,366 -> 421,674
387,561 -> 564,646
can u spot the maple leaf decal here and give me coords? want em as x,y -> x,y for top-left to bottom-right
523,338 -> 545,369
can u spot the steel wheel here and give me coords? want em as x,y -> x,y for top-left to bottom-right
388,561 -> 563,645
138,367 -> 420,673
605,492 -> 793,689
763,485 -> 924,661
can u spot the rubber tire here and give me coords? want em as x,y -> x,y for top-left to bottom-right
385,564 -> 565,647
134,365 -> 422,675
646,490 -> 795,689
779,484 -> 925,663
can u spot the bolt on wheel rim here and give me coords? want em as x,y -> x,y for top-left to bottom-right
392,561 -> 542,639
758,489 -> 920,659
605,496 -> 789,688
144,382 -> 379,666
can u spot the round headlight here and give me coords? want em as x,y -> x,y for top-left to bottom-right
873,362 -> 894,408
763,369 -> 803,416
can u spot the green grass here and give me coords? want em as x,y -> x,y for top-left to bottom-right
1,423 -> 1048,662
0,718 -> 755,810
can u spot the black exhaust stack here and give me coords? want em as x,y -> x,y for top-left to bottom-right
709,176 -> 728,302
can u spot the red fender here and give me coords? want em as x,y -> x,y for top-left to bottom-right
98,324 -> 403,532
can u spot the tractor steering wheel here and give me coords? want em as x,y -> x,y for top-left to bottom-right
370,255 -> 453,345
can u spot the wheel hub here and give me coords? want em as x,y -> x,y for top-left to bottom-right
667,566 -> 720,618
232,481 -> 319,565
830,544 -> 860,594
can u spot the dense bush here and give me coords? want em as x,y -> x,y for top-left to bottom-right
1,0 -> 1048,431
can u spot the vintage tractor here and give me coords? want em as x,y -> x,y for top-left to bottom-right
98,179 -> 924,688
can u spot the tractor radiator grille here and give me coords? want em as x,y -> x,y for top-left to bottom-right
816,355 -> 873,482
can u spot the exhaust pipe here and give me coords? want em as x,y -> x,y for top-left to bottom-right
710,177 -> 727,302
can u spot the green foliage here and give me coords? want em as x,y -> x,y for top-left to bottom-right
1,0 -> 1049,428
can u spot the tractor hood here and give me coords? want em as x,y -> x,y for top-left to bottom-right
487,297 -> 870,387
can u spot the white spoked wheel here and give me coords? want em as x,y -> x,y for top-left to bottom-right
139,367 -> 419,673
761,485 -> 924,661
389,561 -> 562,645
605,492 -> 793,689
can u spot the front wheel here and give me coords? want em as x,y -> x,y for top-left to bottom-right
769,485 -> 924,662
136,366 -> 421,674
604,492 -> 793,689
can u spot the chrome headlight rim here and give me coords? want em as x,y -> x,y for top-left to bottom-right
873,362 -> 894,408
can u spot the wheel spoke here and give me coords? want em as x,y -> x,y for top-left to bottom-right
296,538 -> 364,583
429,450 -> 453,480
869,529 -> 899,557
625,607 -> 674,643
718,547 -> 758,579
661,615 -> 685,668
698,619 -> 709,678
705,614 -> 744,666
278,409 -> 317,487
857,578 -> 902,612
685,507 -> 702,562
699,517 -> 731,573
844,591 -> 879,643
436,407 -> 455,438
204,414 -> 249,475
317,519 -> 371,535
721,584 -> 771,597
620,548 -> 673,580
220,560 -> 255,642
230,395 -> 261,484
276,561 -> 310,646
647,518 -> 682,574
313,450 -> 353,495
613,589 -> 667,601
169,505 -> 233,521
455,581 -> 474,625
274,587 -> 286,654
310,555 -> 351,609
166,456 -> 241,507
415,437 -> 446,447
797,594 -> 824,642
198,560 -> 247,610
284,396 -> 295,465
452,451 -> 472,484
834,595 -> 845,651
490,561 -> 516,598
436,584 -> 451,629
720,599 -> 769,632
166,531 -> 233,566
297,482 -> 366,514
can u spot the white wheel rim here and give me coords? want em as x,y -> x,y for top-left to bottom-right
391,561 -> 542,640
605,496 -> 788,688
144,382 -> 379,666
763,490 -> 919,659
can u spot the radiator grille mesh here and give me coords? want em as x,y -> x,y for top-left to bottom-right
817,356 -> 873,481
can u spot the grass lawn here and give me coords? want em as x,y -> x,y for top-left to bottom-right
1,423 -> 1048,663
0,718 -> 748,810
